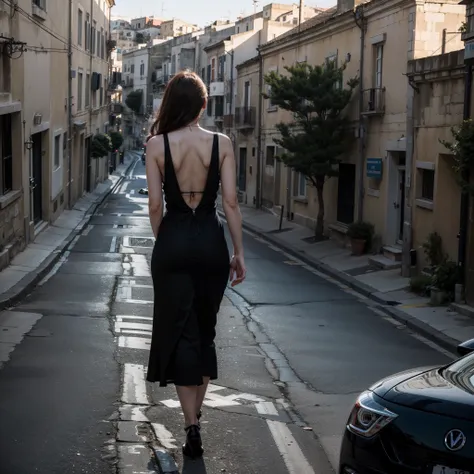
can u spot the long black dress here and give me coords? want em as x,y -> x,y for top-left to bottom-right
146,133 -> 230,387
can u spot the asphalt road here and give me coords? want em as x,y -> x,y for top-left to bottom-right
0,153 -> 454,474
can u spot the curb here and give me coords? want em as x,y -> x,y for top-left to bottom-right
0,158 -> 138,311
220,209 -> 461,355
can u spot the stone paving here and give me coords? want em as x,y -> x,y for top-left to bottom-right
219,200 -> 474,353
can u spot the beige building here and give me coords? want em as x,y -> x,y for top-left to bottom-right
406,51 -> 464,272
240,0 -> 465,267
160,19 -> 199,39
0,0 -> 113,271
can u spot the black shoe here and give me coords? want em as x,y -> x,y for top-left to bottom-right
182,424 -> 203,459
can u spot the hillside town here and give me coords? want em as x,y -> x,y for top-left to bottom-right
3,0 -> 474,473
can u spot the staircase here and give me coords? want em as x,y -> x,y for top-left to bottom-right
368,245 -> 402,270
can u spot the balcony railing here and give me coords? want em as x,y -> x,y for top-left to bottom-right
361,87 -> 385,116
235,106 -> 256,129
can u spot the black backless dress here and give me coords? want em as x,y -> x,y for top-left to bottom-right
146,133 -> 230,387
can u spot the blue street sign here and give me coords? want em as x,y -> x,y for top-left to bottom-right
366,158 -> 383,179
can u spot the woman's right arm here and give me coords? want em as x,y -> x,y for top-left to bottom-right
220,135 -> 244,258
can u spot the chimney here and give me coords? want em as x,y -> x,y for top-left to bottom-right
337,0 -> 366,14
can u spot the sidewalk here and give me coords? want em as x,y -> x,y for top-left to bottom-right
219,201 -> 474,354
0,152 -> 139,311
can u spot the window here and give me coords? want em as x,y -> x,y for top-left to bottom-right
1,114 -> 12,195
374,44 -> 383,88
54,134 -> 61,170
265,145 -> 275,166
140,63 -> 145,77
85,14 -> 90,51
97,29 -> 100,57
63,132 -> 67,160
420,169 -> 434,200
78,9 -> 83,46
201,67 -> 205,82
33,0 -> 46,10
211,57 -> 216,81
207,97 -> 212,116
326,53 -> 342,89
92,21 -> 97,55
100,79 -> 104,106
215,96 -> 224,117
131,64 -> 135,73
77,72 -> 83,110
101,28 -> 105,58
294,172 -> 307,197
85,73 -> 90,107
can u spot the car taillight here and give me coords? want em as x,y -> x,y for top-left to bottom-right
347,391 -> 398,438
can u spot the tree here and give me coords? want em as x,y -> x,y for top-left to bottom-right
125,90 -> 143,115
441,119 -> 474,195
264,61 -> 358,238
91,133 -> 112,158
109,131 -> 124,151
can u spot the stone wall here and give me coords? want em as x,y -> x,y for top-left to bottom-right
0,194 -> 25,271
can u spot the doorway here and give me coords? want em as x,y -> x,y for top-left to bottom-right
31,132 -> 43,224
85,136 -> 92,192
386,151 -> 406,246
238,147 -> 247,191
336,163 -> 356,224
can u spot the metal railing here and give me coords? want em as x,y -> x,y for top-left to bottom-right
362,87 -> 385,115
235,106 -> 256,128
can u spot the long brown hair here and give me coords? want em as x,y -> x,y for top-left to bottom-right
150,70 -> 207,136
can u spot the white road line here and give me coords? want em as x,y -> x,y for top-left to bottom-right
118,329 -> 153,336
109,236 -> 117,253
119,336 -> 151,351
82,224 -> 94,236
120,405 -> 150,422
160,399 -> 182,408
38,251 -> 70,285
115,321 -> 153,332
113,224 -> 118,229
116,298 -> 154,305
68,235 -> 80,250
256,401 -> 279,416
122,363 -> 149,405
116,285 -> 132,300
266,420 -> 315,474
116,315 -> 153,321
151,424 -> 177,450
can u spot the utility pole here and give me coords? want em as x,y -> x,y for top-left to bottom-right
67,0 -> 73,209
299,0 -> 303,26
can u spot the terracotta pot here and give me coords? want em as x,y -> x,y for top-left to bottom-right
351,238 -> 366,256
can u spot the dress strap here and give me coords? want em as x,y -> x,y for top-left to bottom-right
211,134 -> 219,176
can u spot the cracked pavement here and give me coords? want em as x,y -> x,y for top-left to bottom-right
0,155 -> 455,473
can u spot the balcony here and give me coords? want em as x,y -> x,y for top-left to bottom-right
361,87 -> 385,116
209,81 -> 224,97
235,106 -> 256,130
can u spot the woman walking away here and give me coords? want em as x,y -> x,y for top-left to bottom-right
145,70 -> 246,459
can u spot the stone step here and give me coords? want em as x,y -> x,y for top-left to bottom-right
368,254 -> 402,270
383,245 -> 402,261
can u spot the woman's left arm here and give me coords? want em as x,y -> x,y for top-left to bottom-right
145,136 -> 164,238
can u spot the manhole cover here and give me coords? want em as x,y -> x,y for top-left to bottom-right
129,237 -> 154,247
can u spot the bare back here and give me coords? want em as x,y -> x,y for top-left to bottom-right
157,127 -> 225,209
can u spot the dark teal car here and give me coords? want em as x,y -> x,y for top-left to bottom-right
339,339 -> 474,474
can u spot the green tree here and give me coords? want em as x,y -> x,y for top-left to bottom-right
109,131 -> 124,151
441,119 -> 474,195
264,61 -> 358,238
125,90 -> 143,115
91,133 -> 112,158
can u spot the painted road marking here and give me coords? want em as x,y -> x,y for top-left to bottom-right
39,251 -> 70,285
119,336 -> 151,351
116,315 -> 153,322
82,224 -> 94,236
267,420 -> 315,474
122,363 -> 149,405
256,401 -> 279,416
110,236 -> 117,253
151,424 -> 177,450
115,321 -> 153,333
160,383 -> 265,409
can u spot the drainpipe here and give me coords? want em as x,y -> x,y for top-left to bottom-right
256,46 -> 263,209
67,0 -> 73,209
401,77 -> 415,277
458,63 -> 472,289
355,6 -> 366,222
229,51 -> 234,131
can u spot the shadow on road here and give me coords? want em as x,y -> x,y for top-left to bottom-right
182,457 -> 208,474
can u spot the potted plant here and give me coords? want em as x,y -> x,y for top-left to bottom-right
347,221 -> 374,256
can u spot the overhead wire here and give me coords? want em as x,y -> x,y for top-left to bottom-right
0,0 -> 83,55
